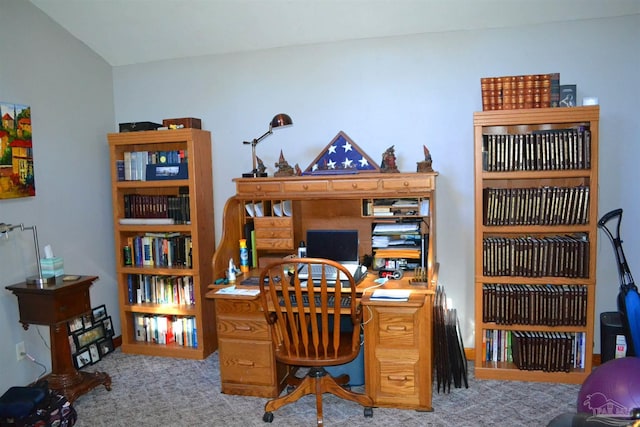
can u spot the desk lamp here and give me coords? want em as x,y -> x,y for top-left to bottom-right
242,113 -> 293,178
0,222 -> 55,286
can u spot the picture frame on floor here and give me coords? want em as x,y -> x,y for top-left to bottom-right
92,304 -> 107,322
98,338 -> 114,357
67,316 -> 83,334
75,323 -> 105,348
73,348 -> 91,369
88,343 -> 101,364
102,316 -> 114,338
68,335 -> 76,354
82,313 -> 93,329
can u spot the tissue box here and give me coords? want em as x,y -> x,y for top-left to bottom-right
40,257 -> 64,277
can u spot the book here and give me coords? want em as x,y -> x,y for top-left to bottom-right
124,152 -> 132,180
559,84 -> 577,107
119,218 -> 175,225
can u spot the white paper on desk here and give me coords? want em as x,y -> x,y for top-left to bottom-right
370,289 -> 411,301
216,287 -> 259,296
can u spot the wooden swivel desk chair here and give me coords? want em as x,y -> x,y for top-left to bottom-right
258,257 -> 374,425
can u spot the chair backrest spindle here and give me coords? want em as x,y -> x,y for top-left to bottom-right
259,257 -> 361,366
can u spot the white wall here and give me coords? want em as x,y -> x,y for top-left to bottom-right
113,15 -> 640,352
0,0 -> 116,392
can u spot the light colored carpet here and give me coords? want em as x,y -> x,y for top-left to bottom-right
72,349 -> 579,426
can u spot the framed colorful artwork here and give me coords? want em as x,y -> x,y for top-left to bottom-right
0,102 -> 35,199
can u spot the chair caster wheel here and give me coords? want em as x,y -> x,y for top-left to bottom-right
364,407 -> 373,418
263,412 -> 274,423
286,385 -> 296,393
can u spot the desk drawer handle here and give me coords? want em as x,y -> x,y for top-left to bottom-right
255,185 -> 262,191
234,325 -> 253,332
387,375 -> 408,382
238,360 -> 255,367
351,183 -> 357,188
387,325 -> 407,331
303,184 -> 309,190
403,181 -> 409,187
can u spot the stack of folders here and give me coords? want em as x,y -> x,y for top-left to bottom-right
370,289 -> 411,302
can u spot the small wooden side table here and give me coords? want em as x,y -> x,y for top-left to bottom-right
5,275 -> 112,403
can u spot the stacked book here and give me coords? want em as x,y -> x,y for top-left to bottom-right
133,314 -> 198,348
480,73 -> 560,111
122,193 -> 190,224
482,127 -> 591,172
127,233 -> 192,268
120,149 -> 188,181
483,185 -> 590,226
482,329 -> 586,372
511,330 -> 586,372
127,274 -> 195,305
482,283 -> 587,326
482,234 -> 589,278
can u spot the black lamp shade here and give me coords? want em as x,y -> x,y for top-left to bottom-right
271,114 -> 293,128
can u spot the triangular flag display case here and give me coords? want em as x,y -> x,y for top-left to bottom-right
303,131 -> 380,175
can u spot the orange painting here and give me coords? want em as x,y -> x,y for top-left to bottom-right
0,102 -> 35,199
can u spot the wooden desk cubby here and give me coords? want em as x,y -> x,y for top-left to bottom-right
208,172 -> 438,409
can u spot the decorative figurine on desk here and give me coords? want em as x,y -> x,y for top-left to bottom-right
256,156 -> 267,176
380,145 -> 399,173
274,150 -> 295,177
417,145 -> 434,173
294,163 -> 302,176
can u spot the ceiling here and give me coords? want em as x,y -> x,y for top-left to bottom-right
29,0 -> 640,67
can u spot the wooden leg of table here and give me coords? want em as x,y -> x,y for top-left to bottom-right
45,322 -> 111,403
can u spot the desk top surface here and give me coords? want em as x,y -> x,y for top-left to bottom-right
5,275 -> 99,293
206,269 -> 434,304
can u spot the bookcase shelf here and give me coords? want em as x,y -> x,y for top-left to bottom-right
474,106 -> 599,384
108,128 -> 216,360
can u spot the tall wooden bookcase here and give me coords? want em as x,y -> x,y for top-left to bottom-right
473,106 -> 599,383
108,128 -> 216,359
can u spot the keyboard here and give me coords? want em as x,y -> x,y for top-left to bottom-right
279,294 -> 352,308
298,263 -> 359,280
298,263 -> 338,280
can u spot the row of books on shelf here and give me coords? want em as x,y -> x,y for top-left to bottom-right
482,329 -> 587,372
482,234 -> 589,278
119,149 -> 188,181
123,193 -> 190,224
124,234 -> 192,268
483,185 -> 590,226
480,73 -> 560,111
482,283 -> 588,326
127,274 -> 195,305
482,127 -> 591,172
133,314 -> 198,348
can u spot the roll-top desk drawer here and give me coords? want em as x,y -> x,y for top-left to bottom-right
253,217 -> 294,250
332,179 -> 380,191
381,175 -> 434,192
283,180 -> 328,193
